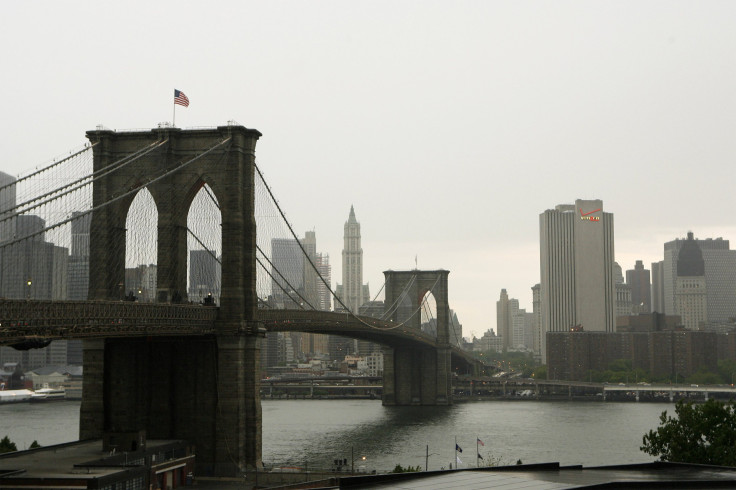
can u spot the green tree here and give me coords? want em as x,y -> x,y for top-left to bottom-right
531,365 -> 547,380
391,464 -> 421,473
718,359 -> 736,385
0,436 -> 17,454
641,399 -> 736,466
686,369 -> 723,386
29,440 -> 41,449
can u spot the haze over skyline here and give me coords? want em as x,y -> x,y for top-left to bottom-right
3,2 -> 736,339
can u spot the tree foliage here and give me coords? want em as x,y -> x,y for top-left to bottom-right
391,464 -> 422,473
0,436 -> 17,454
641,399 -> 736,466
29,440 -> 41,449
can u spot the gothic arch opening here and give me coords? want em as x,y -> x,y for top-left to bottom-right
186,183 -> 222,305
124,188 -> 158,302
420,289 -> 438,339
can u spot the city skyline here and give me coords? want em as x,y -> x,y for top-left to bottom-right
3,2 -> 736,338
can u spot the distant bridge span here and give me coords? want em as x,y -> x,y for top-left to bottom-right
260,309 -> 485,374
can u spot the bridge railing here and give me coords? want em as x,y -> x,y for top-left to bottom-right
0,299 -> 219,344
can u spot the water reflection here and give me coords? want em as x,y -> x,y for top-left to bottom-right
262,399 -> 669,472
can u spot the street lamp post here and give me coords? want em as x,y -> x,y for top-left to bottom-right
26,279 -> 32,300
348,447 -> 366,474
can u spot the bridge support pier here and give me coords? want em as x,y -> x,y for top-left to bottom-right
79,334 -> 262,476
382,346 -> 451,406
382,270 -> 453,406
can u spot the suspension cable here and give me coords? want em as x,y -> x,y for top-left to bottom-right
256,246 -> 315,310
255,256 -> 308,310
0,138 -> 232,249
254,161 -> 349,313
0,143 -> 97,194
0,139 -> 168,226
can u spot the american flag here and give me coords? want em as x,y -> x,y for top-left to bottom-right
174,89 -> 190,107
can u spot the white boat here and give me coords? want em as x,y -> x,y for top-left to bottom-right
30,387 -> 66,402
0,389 -> 33,403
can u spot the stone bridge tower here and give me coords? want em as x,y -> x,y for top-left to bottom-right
81,125 -> 262,476
382,270 -> 452,405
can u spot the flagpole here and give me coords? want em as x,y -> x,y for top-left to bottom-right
477,437 -> 479,467
454,436 -> 457,470
173,100 -> 176,127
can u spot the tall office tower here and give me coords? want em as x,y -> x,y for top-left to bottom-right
270,238 -> 304,308
298,231 -> 331,357
450,309 -> 463,347
0,215 -> 68,300
662,234 -> 736,324
188,249 -> 221,303
496,289 -> 519,350
626,260 -> 651,313
67,212 -> 90,300
125,264 -> 158,302
675,232 -> 708,330
614,261 -> 632,319
613,262 -> 624,284
357,301 -> 385,356
539,199 -> 615,364
315,253 -> 332,311
531,284 -> 542,362
651,261 -> 665,313
0,171 -> 16,243
336,206 -> 369,313
301,231 -> 319,308
511,309 -> 534,350
496,289 -> 510,349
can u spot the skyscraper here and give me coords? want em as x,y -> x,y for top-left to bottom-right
496,289 -> 518,351
270,238 -> 304,308
298,231 -> 330,357
0,171 -> 17,244
336,206 -> 369,313
539,199 -> 615,363
67,211 -> 90,301
614,262 -> 632,319
188,249 -> 221,303
651,261 -> 665,314
660,234 -> 736,324
676,232 -> 708,330
531,283 -> 542,362
626,260 -> 651,314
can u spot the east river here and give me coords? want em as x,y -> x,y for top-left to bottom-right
0,399 -> 671,472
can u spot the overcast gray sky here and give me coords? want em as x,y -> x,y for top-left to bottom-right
3,1 -> 736,339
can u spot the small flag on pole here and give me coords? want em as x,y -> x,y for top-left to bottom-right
455,444 -> 462,453
174,89 -> 190,107
456,455 -> 463,465
478,453 -> 483,460
477,438 -> 485,447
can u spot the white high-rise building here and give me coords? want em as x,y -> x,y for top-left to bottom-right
336,205 -> 369,313
539,199 -> 615,363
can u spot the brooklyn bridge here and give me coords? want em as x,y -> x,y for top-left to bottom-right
0,125 -> 487,476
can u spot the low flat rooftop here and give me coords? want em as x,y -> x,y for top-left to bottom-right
332,462 -> 736,489
0,439 -> 185,484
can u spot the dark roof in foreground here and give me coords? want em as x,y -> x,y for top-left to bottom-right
321,462 -> 736,489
